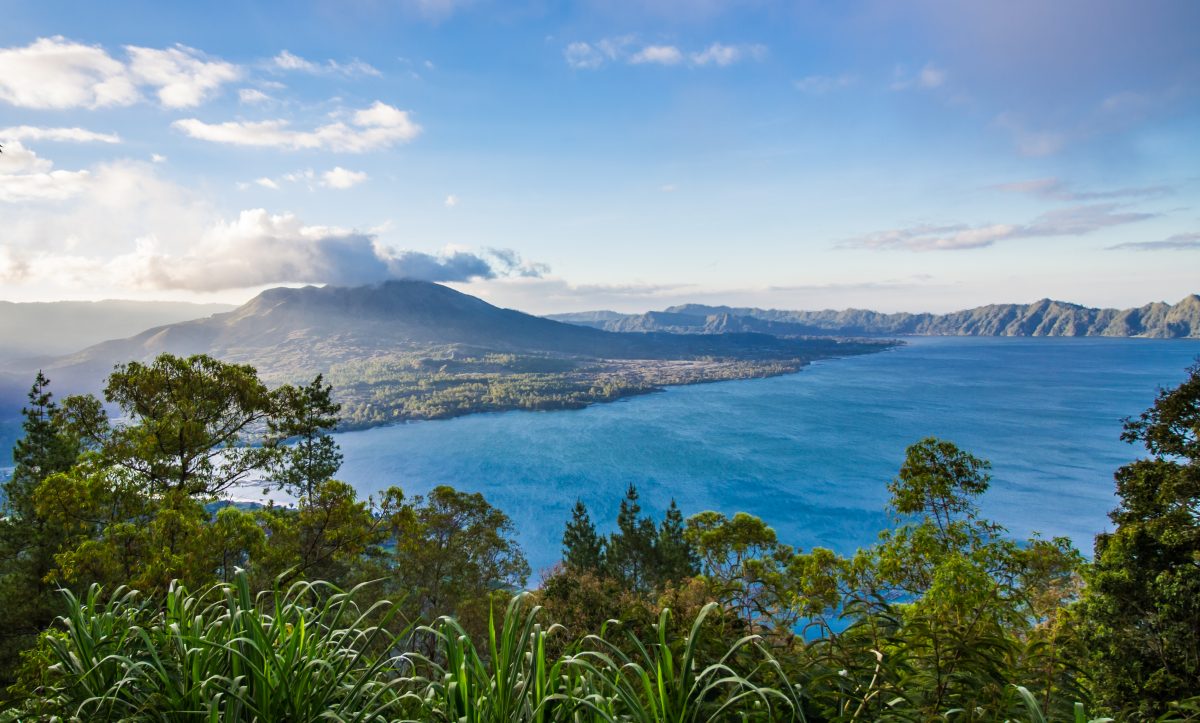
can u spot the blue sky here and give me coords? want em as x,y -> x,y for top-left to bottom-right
1,0 -> 1197,313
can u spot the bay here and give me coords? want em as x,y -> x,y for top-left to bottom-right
334,336 -> 1200,577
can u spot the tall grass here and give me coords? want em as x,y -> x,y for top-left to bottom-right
20,573 -> 411,721
12,573 -> 800,722
14,573 -> 1157,722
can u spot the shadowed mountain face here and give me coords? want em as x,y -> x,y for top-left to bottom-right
41,281 -> 881,388
548,295 -> 1200,339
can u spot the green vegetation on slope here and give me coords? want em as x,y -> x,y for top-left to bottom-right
1,353 -> 1198,721
325,347 -> 818,426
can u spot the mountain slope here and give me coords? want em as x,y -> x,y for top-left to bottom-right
0,299 -> 235,363
549,295 -> 1200,339
51,281 -> 880,381
24,281 -> 888,432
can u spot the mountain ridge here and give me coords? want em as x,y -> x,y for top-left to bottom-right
548,295 -> 1200,339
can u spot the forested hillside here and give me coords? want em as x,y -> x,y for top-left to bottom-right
16,281 -> 889,432
1,354 -> 1196,720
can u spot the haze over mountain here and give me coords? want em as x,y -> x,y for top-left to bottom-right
548,295 -> 1200,339
0,300 -> 235,364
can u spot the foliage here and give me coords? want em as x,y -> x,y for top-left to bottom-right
8,571 -> 411,722
381,484 -> 530,648
267,373 -> 343,499
102,354 -> 278,496
6,355 -> 1200,719
1080,361 -> 1200,720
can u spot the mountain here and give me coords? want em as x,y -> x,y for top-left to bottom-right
0,299 -> 235,364
48,281 -> 882,381
548,295 -> 1200,339
16,281 -> 888,435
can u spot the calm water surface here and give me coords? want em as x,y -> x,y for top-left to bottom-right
334,337 -> 1200,576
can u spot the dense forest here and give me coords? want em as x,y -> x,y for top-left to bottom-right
0,353 -> 1197,721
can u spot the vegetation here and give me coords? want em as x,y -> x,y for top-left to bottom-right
324,348 -> 823,427
1,352 -> 1198,720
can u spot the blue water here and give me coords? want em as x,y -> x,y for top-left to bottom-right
334,337 -> 1200,577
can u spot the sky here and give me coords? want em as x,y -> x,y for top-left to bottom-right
0,0 -> 1198,314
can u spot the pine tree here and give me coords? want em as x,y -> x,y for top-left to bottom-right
268,374 -> 343,499
653,498 -> 698,587
0,372 -> 82,688
4,371 -> 76,518
606,484 -> 657,593
562,499 -> 605,573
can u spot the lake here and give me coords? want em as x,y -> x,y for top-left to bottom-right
333,336 -> 1200,577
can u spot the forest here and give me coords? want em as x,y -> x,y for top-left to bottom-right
0,352 -> 1197,721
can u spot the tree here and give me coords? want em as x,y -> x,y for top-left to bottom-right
254,480 -> 384,587
383,485 -> 529,647
102,354 -> 278,496
605,484 -> 657,593
4,372 -> 78,518
562,499 -> 604,573
1081,362 -> 1200,719
0,373 -> 87,690
653,499 -> 698,587
268,374 -> 343,499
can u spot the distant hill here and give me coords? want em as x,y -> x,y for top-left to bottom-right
548,295 -> 1200,339
0,299 -> 235,364
47,281 -> 880,383
5,281 -> 886,439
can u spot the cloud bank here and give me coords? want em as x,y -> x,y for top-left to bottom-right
1107,232 -> 1200,252
173,101 -> 421,152
0,36 -> 239,109
565,37 -> 765,70
843,203 -> 1156,251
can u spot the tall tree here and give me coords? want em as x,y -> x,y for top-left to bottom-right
653,499 -> 697,587
4,372 -> 77,517
605,484 -> 657,593
1082,362 -> 1200,719
102,354 -> 279,496
267,374 -> 343,500
383,485 -> 529,647
562,499 -> 605,573
0,372 -> 84,691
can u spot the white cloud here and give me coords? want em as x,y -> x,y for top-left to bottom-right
0,141 -> 92,202
151,153 -> 167,163
690,43 -> 766,67
992,177 -> 1171,202
794,74 -> 856,94
0,37 -> 240,110
321,167 -> 368,189
566,37 -> 765,69
272,50 -> 380,77
238,88 -> 271,104
629,45 -> 683,65
891,62 -> 947,91
0,36 -> 138,109
173,101 -> 422,152
241,167 -> 367,191
1108,232 -> 1200,251
1,155 -> 544,294
0,125 -> 120,143
564,42 -> 606,70
444,194 -> 459,207
841,204 -> 1156,252
125,44 -> 241,108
